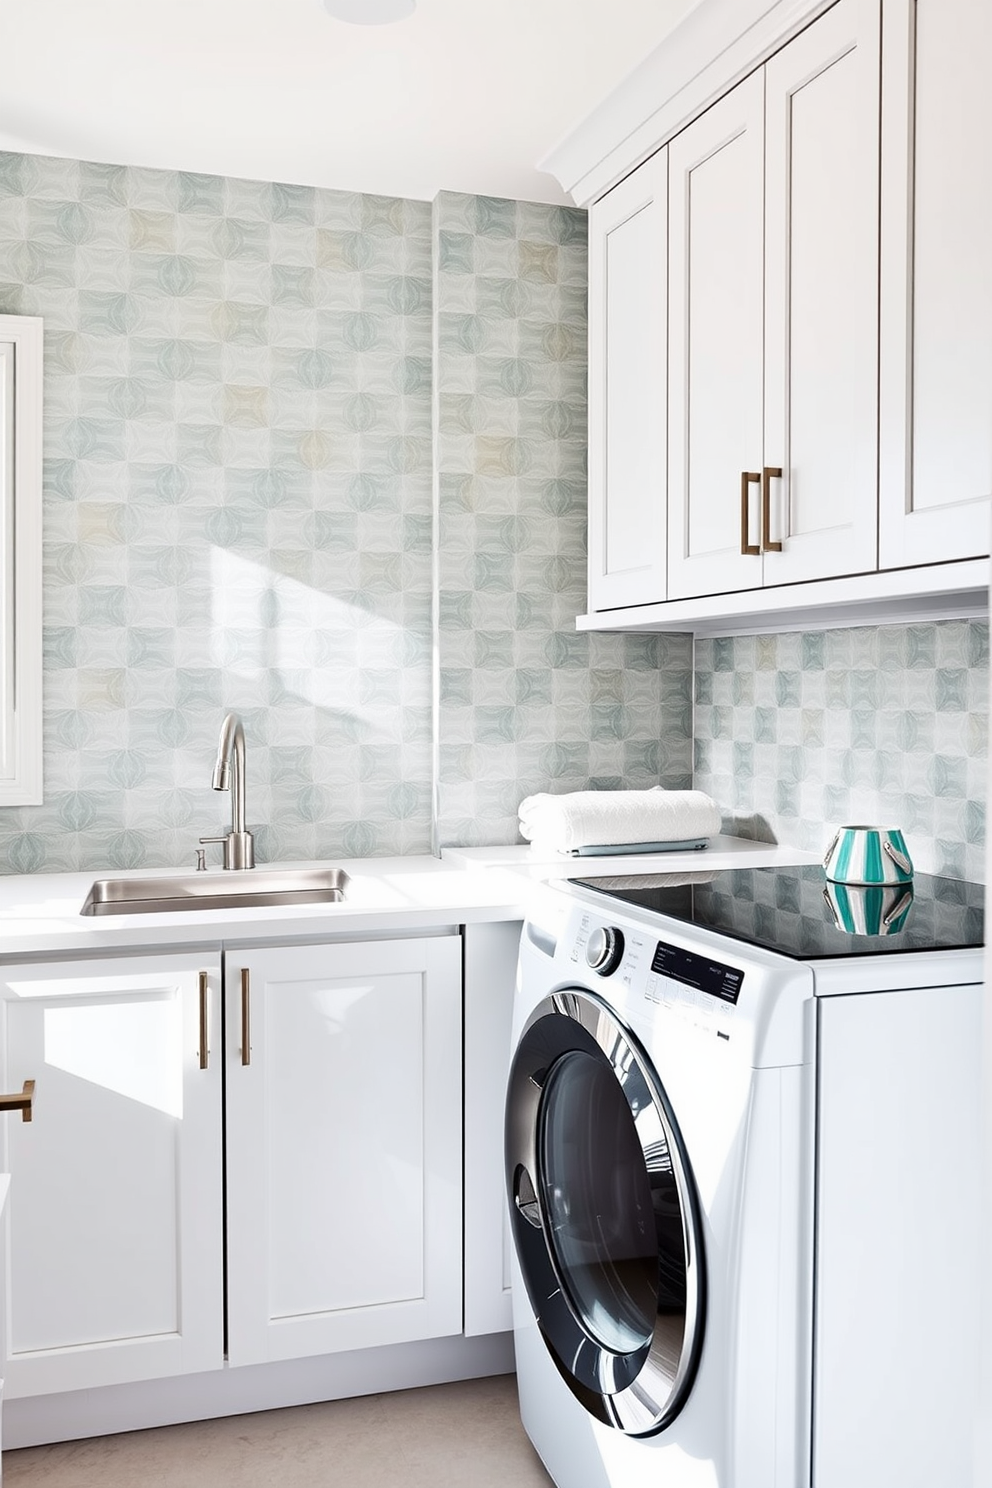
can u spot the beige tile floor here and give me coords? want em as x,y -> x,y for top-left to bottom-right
3,1373 -> 554,1488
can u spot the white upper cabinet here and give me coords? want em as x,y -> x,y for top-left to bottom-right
587,152 -> 669,610
669,0 -> 880,600
878,0 -> 992,567
667,73 -> 765,599
762,0 -> 880,586
565,0 -> 990,632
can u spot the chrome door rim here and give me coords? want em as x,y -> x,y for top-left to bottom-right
506,988 -> 706,1436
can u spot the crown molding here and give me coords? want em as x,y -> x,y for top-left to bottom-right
540,0 -> 838,205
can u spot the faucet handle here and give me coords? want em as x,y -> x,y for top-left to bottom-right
198,835 -> 227,869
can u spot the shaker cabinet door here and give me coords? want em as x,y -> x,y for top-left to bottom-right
0,954 -> 224,1398
225,935 -> 463,1367
878,0 -> 992,567
762,0 -> 880,586
667,72 -> 765,601
668,0 -> 880,601
586,151 -> 668,611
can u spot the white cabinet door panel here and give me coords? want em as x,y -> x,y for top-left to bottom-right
668,73 -> 765,600
0,955 -> 223,1397
268,967 -> 425,1319
879,0 -> 992,566
814,985 -> 981,1488
226,936 -> 462,1366
763,0 -> 880,585
587,152 -> 668,611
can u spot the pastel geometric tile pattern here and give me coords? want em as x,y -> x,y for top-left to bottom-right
431,191 -> 693,848
0,149 -> 984,880
693,621 -> 988,882
0,151 -> 436,870
0,153 -> 691,873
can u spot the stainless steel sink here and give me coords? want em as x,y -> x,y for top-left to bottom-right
80,867 -> 350,917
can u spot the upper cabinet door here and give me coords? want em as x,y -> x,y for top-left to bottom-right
762,0 -> 881,585
879,0 -> 992,567
667,73 -> 765,601
586,152 -> 668,611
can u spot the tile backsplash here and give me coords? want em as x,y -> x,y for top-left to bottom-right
0,151 -> 986,878
693,620 -> 988,882
0,151 -> 438,870
431,191 -> 692,848
0,151 -> 692,873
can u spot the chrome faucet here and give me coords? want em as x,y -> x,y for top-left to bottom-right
200,712 -> 255,870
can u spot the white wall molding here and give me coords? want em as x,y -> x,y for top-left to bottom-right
0,313 -> 43,807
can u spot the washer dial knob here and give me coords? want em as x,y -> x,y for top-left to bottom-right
585,925 -> 625,976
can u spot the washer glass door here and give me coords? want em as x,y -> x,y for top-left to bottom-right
506,988 -> 705,1436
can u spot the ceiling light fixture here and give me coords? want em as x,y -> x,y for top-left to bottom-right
323,0 -> 416,23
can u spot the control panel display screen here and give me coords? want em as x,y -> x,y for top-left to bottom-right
650,941 -> 744,1004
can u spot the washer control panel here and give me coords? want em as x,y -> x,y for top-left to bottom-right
650,941 -> 744,1004
567,905 -> 745,1040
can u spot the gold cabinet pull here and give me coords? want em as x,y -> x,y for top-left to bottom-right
240,967 -> 251,1067
740,471 -> 761,555
761,466 -> 783,552
198,971 -> 209,1071
0,1079 -> 35,1123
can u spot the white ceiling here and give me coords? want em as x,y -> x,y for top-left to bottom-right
0,0 -> 703,205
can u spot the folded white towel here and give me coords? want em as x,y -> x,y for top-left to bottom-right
517,788 -> 722,853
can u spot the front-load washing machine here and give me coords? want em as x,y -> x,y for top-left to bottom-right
505,865 -> 984,1488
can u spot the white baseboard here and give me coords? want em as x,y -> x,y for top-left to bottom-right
3,1331 -> 515,1451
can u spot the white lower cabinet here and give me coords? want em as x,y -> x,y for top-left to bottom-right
0,954 -> 224,1398
224,936 -> 463,1366
0,931 -> 464,1399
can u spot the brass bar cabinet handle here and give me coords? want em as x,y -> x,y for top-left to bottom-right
740,471 -> 761,555
761,466 -> 783,552
240,967 -> 251,1067
0,1079 -> 36,1123
198,971 -> 209,1071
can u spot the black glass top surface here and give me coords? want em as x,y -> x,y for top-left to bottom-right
568,864 -> 985,961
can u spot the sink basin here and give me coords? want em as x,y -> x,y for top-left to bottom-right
80,867 -> 350,917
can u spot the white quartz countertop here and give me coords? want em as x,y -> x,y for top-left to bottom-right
0,856 -> 525,958
0,837 -> 818,959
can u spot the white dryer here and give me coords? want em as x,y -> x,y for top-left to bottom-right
505,865 -> 984,1488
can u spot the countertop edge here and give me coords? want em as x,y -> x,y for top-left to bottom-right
0,840 -> 818,960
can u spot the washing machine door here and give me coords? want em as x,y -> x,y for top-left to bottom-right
505,987 -> 705,1437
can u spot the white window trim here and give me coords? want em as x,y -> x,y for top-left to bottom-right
0,314 -> 43,807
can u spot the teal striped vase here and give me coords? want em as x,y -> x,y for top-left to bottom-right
822,825 -> 914,886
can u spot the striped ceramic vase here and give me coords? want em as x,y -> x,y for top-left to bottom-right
822,826 -> 914,886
